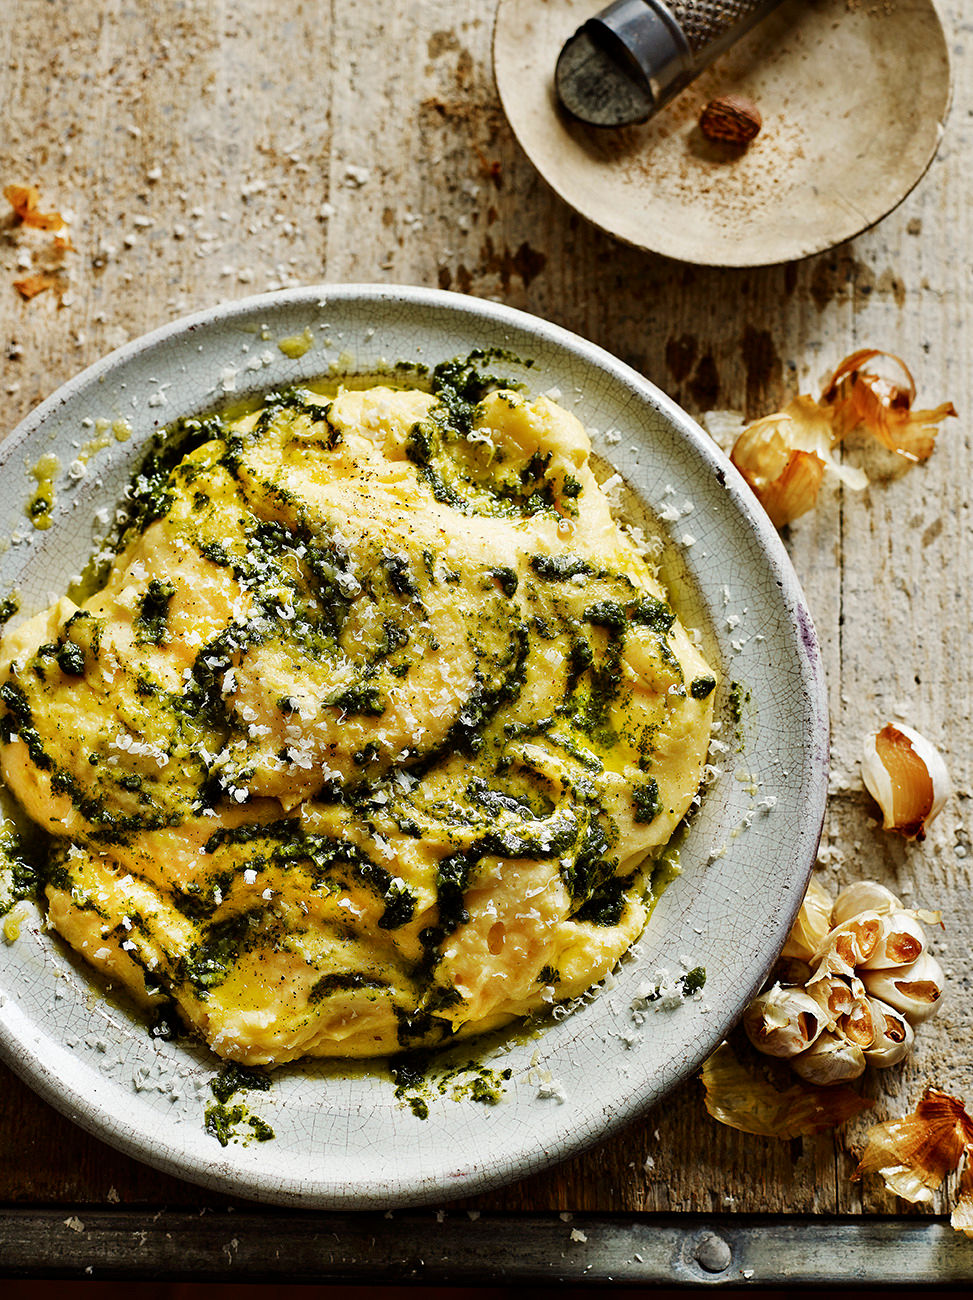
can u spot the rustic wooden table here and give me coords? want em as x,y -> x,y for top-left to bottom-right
1,0 -> 970,1284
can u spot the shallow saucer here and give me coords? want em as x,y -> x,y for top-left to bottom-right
494,0 -> 951,266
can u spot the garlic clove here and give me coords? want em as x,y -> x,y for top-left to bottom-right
862,997 -> 914,1068
743,985 -> 824,1059
860,910 -> 927,970
860,951 -> 945,1024
862,723 -> 951,840
838,982 -> 876,1050
729,395 -> 866,528
832,880 -> 902,925
805,973 -> 874,1047
791,1031 -> 867,1086
812,911 -> 884,977
804,972 -> 855,1030
781,877 -> 834,963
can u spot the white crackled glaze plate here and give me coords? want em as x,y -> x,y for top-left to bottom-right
0,286 -> 828,1207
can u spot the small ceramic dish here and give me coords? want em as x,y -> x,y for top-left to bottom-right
0,285 -> 828,1207
494,0 -> 951,266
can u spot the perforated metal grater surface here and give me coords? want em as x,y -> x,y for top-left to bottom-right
669,0 -> 774,54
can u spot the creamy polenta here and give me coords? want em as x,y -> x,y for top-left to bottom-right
0,359 -> 716,1064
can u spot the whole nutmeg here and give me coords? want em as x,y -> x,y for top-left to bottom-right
699,95 -> 762,146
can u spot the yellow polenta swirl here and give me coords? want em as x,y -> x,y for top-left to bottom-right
0,364 -> 716,1063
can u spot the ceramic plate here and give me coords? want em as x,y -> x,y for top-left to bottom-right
494,0 -> 951,267
0,285 -> 828,1207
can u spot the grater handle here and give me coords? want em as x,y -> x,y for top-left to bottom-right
555,0 -> 786,127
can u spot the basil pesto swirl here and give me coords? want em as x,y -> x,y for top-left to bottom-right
0,359 -> 716,1062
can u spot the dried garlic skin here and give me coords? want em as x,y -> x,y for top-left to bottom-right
781,876 -> 833,963
859,911 -> 927,971
861,723 -> 951,840
861,951 -> 945,1025
862,997 -> 914,1068
832,881 -> 901,925
700,1042 -> 871,1138
743,985 -> 823,1059
853,1088 -> 973,1204
820,348 -> 957,463
951,1165 -> 973,1238
791,1030 -> 866,1085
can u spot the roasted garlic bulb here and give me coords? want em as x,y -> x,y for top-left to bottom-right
743,876 -> 944,1083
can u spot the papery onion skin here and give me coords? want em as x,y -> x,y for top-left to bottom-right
3,182 -> 66,231
821,348 -> 958,463
700,1041 -> 871,1138
822,349 -> 916,439
860,951 -> 945,1025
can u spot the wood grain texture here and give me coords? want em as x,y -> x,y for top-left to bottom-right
0,0 -> 969,1221
3,1209 -> 973,1283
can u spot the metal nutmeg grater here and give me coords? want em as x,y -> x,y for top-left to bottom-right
555,0 -> 785,128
